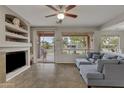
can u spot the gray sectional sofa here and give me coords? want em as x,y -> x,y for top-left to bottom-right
75,52 -> 102,69
75,52 -> 124,87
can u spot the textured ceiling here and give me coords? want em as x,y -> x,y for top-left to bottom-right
7,5 -> 124,27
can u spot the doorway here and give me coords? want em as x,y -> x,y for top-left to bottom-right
37,31 -> 55,63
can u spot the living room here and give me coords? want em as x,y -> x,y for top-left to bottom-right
1,3 -> 124,89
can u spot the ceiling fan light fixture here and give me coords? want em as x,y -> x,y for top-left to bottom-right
57,13 -> 64,20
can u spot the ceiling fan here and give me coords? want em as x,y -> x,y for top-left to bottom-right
45,5 -> 78,24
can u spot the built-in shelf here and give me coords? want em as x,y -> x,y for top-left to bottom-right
5,14 -> 29,44
5,22 -> 28,34
6,31 -> 28,40
0,14 -> 32,48
5,14 -> 28,30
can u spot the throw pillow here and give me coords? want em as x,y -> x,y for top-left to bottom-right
92,54 -> 100,59
86,52 -> 93,58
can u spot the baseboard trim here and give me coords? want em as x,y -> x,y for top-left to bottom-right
55,62 -> 74,64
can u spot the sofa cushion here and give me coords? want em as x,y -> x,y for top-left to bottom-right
97,59 -> 118,73
75,58 -> 91,68
79,64 -> 98,82
102,53 -> 118,60
87,73 -> 104,80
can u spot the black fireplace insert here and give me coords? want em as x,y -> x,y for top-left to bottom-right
6,51 -> 26,73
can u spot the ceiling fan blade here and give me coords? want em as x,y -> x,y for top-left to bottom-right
65,13 -> 77,18
65,5 -> 76,11
45,14 -> 57,18
46,5 -> 58,11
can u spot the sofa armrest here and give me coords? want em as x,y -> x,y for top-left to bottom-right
86,73 -> 104,80
103,64 -> 124,80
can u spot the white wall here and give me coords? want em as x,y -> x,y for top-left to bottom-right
93,31 -> 101,52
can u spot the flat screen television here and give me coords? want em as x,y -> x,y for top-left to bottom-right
6,51 -> 26,73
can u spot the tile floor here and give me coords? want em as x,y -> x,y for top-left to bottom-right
1,63 -> 87,88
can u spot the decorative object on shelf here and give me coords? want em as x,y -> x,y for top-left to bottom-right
12,18 -> 20,27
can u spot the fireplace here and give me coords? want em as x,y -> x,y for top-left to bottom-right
6,51 -> 26,73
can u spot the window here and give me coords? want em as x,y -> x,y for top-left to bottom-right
101,35 -> 120,52
62,32 -> 92,54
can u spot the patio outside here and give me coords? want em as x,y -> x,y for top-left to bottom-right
38,36 -> 54,62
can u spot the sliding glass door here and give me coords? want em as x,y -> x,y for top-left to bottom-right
37,31 -> 55,63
